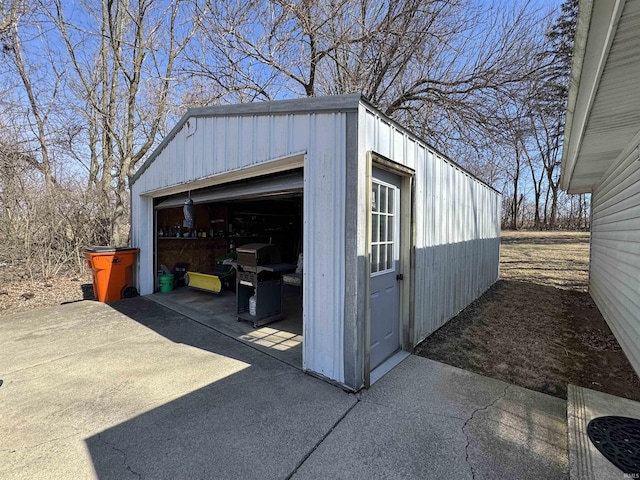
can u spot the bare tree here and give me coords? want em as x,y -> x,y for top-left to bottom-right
555,190 -> 590,230
0,1 -> 62,190
537,0 -> 578,229
0,115 -> 104,278
504,143 -> 525,231
50,0 -> 205,243
529,102 -> 561,229
0,0 -> 19,33
188,0 -> 549,152
523,144 -> 545,229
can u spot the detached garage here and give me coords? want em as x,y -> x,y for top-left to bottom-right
130,94 -> 501,391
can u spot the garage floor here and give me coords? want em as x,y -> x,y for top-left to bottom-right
148,286 -> 303,369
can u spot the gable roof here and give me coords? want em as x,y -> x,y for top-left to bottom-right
131,94 -> 363,185
131,93 -> 498,194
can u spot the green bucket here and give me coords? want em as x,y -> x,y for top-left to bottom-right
158,273 -> 174,292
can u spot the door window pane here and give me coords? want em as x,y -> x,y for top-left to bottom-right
372,214 -> 379,243
372,184 -> 378,212
371,245 -> 379,273
371,179 -> 398,276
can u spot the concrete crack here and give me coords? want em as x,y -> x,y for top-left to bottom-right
462,384 -> 510,479
285,393 -> 361,479
97,433 -> 142,480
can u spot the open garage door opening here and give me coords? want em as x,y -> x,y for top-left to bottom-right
151,169 -> 304,368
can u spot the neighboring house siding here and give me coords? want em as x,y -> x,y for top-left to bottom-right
361,107 -> 501,345
131,111 -> 349,384
590,144 -> 640,374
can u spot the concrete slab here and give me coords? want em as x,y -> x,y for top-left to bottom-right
292,356 -> 568,480
0,298 -> 355,480
568,384 -> 640,479
1,297 -> 573,480
148,287 -> 303,369
0,300 -> 166,373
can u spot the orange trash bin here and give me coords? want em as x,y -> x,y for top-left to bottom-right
83,247 -> 140,302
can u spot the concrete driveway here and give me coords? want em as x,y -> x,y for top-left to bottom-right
0,298 -> 568,479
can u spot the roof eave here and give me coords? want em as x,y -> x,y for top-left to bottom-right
560,0 -> 595,192
560,0 -> 626,193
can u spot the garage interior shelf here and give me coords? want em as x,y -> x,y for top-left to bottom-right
154,194 -> 302,283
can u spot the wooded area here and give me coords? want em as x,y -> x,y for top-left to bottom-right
0,0 -> 586,279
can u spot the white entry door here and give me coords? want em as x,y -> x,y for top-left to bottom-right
370,168 -> 401,370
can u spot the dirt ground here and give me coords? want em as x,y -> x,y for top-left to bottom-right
0,267 -> 94,317
414,231 -> 640,402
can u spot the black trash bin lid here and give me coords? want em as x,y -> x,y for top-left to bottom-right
82,246 -> 137,253
587,416 -> 640,474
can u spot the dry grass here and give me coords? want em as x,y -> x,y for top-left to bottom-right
500,230 -> 590,290
415,230 -> 640,402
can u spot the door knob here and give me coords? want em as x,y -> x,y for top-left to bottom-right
396,273 -> 404,281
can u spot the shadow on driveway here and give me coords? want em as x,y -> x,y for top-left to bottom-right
84,298 -> 355,480
1,297 -> 571,480
0,297 -> 355,480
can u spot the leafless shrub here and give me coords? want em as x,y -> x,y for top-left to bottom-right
0,139 -> 115,279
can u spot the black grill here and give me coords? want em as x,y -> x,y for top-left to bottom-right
236,243 -> 281,272
233,243 -> 289,327
587,416 -> 640,474
237,270 -> 258,287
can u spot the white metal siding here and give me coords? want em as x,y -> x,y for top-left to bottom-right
133,115 -> 313,194
133,97 -> 501,389
361,107 -> 501,345
131,111 -> 348,384
302,113 -> 346,382
130,187 -> 153,296
590,144 -> 640,375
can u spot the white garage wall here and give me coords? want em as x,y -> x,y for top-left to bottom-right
132,95 -> 501,389
131,103 -> 352,385
130,189 -> 153,297
302,112 -> 347,382
590,144 -> 640,375
360,105 -> 501,345
133,115 -> 311,194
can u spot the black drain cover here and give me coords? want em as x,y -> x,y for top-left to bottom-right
587,416 -> 640,474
